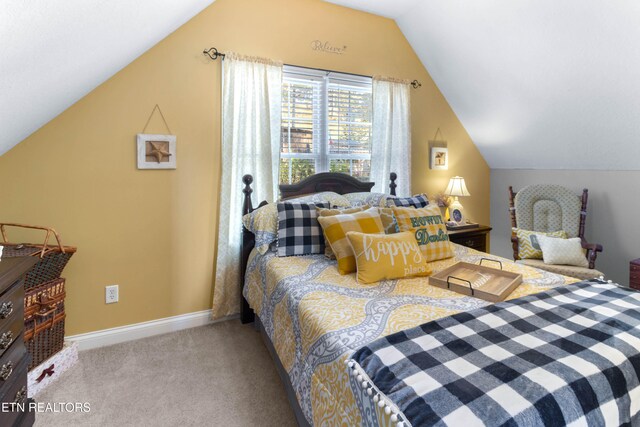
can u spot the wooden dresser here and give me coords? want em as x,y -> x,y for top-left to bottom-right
0,257 -> 37,427
630,259 -> 640,290
448,225 -> 492,253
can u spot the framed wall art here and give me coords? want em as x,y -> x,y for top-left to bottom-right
137,134 -> 176,169
430,147 -> 448,170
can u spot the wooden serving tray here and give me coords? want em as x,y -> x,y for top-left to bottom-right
429,260 -> 523,302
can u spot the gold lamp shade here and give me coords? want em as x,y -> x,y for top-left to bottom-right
444,176 -> 471,197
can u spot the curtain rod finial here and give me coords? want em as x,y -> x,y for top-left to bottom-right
203,47 -> 225,60
411,80 -> 422,89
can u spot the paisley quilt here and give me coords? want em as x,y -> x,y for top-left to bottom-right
243,244 -> 579,426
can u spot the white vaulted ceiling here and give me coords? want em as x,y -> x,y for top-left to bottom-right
0,0 -> 214,156
327,0 -> 640,170
4,0 -> 640,170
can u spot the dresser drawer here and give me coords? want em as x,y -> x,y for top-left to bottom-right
631,262 -> 640,272
0,304 -> 25,360
0,275 -> 23,300
451,234 -> 486,251
0,359 -> 28,427
0,281 -> 24,326
0,336 -> 25,399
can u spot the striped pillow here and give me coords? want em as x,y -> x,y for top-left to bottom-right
392,204 -> 454,262
317,207 -> 385,275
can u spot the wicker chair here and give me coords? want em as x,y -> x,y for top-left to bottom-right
508,184 -> 604,280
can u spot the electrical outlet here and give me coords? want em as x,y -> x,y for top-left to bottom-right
105,285 -> 119,304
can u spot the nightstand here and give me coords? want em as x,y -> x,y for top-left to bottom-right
630,259 -> 640,290
448,225 -> 492,253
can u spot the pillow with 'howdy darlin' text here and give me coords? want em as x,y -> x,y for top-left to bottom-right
392,205 -> 454,262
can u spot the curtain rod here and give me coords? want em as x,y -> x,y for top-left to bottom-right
202,47 -> 422,89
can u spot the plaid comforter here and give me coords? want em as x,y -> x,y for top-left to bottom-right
349,280 -> 640,426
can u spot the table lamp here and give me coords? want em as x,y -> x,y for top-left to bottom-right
444,176 -> 471,225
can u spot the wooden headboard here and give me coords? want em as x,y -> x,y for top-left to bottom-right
281,172 -> 373,199
240,172 -> 398,324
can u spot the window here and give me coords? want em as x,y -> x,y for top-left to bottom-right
279,66 -> 372,184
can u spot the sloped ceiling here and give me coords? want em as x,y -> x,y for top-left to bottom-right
5,0 -> 640,169
327,0 -> 640,170
0,0 -> 214,156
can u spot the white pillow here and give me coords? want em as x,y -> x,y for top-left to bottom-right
537,235 -> 589,268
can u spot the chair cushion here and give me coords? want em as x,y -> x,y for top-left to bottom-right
513,228 -> 567,259
514,185 -> 582,238
537,236 -> 589,268
517,259 -> 603,281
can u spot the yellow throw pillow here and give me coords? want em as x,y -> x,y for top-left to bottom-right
317,207 -> 385,275
317,205 -> 370,259
512,228 -> 567,259
346,231 -> 433,284
392,205 -> 454,262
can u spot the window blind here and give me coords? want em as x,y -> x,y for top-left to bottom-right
280,66 -> 372,184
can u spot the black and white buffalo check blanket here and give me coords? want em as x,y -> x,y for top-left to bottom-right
348,279 -> 640,426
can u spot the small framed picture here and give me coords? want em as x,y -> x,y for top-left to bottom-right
430,147 -> 448,170
137,134 -> 176,169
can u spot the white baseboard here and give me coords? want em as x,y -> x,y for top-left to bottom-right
66,310 -> 238,351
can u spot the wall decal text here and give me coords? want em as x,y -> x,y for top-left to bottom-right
311,40 -> 347,55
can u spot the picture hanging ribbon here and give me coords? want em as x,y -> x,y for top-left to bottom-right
141,104 -> 173,135
432,127 -> 445,142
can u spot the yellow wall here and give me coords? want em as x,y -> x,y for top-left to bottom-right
0,0 -> 489,335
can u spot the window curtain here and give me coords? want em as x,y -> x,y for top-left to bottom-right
370,77 -> 412,196
212,53 -> 283,318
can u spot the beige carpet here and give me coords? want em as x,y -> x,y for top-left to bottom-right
34,320 -> 296,426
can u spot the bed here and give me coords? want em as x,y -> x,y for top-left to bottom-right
239,173 -> 589,426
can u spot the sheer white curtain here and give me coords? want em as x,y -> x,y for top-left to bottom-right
370,77 -> 412,196
212,53 -> 282,318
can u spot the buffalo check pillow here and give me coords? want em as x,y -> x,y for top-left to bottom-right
389,193 -> 429,208
277,202 -> 328,256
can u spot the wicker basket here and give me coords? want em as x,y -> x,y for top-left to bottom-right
0,223 -> 76,289
24,278 -> 66,370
